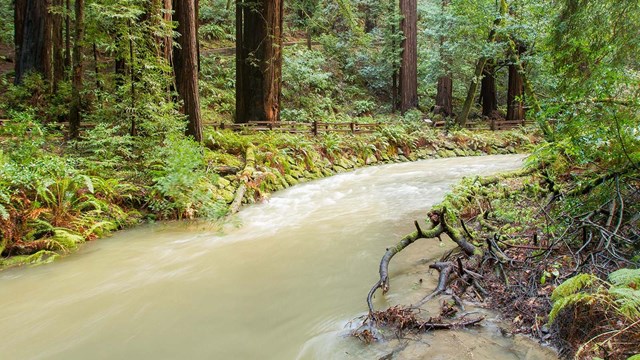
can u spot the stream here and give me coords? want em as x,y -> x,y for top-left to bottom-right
0,154 -> 557,359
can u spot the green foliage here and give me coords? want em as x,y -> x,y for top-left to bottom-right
147,133 -> 227,220
550,270 -> 640,324
0,0 -> 13,45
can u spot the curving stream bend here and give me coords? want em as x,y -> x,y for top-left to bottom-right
0,155 -> 557,359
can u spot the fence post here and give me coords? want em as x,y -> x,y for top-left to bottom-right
312,121 -> 318,136
221,123 -> 226,130
490,118 -> 496,131
350,122 -> 355,134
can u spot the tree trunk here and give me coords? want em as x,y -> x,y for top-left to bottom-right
68,0 -> 84,139
435,76 -> 453,117
15,0 -> 48,84
52,0 -> 64,90
64,0 -> 71,70
399,0 -> 418,113
14,0 -> 27,78
434,0 -> 452,117
235,0 -> 284,123
43,0 -> 53,84
480,64 -> 498,117
506,64 -> 524,121
173,0 -> 203,141
456,0 -> 507,126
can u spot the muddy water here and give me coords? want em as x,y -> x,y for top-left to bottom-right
0,155 -> 556,360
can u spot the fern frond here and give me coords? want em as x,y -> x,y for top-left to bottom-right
49,229 -> 85,252
609,287 -> 640,319
551,273 -> 600,302
608,268 -> 640,288
25,250 -> 59,265
549,292 -> 594,324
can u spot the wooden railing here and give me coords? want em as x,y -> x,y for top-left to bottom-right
432,119 -> 533,130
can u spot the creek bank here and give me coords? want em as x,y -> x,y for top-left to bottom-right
359,157 -> 639,359
205,127 -> 538,213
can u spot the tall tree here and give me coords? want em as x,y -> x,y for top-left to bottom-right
68,0 -> 84,139
506,61 -> 524,121
434,0 -> 452,117
456,0 -> 507,126
479,63 -> 497,117
14,0 -> 49,84
399,0 -> 418,113
236,0 -> 284,123
52,0 -> 65,90
173,0 -> 203,141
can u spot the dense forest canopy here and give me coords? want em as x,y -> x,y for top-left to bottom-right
0,0 -> 639,358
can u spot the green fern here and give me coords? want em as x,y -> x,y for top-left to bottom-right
549,292 -> 596,324
608,268 -> 640,288
551,273 -> 600,302
609,287 -> 640,319
48,229 -> 85,252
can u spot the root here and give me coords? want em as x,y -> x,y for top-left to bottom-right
366,208 -> 478,314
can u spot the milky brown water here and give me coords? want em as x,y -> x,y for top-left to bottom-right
0,155 -> 557,360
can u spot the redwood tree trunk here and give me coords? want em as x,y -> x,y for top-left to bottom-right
506,64 -> 524,121
435,76 -> 453,116
14,0 -> 27,77
235,0 -> 284,123
173,0 -> 203,141
68,0 -> 84,139
15,0 -> 48,84
480,64 -> 498,117
399,0 -> 418,113
52,0 -> 65,90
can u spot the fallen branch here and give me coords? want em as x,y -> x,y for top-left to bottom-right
367,208 -> 479,313
367,219 -> 444,313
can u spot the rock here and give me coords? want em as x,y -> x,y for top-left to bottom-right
365,155 -> 378,165
454,148 -> 466,157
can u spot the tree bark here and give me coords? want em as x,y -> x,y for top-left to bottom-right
15,0 -> 48,84
235,0 -> 284,123
14,0 -> 27,78
68,0 -> 84,139
435,76 -> 453,117
52,0 -> 64,90
480,63 -> 498,117
173,0 -> 203,141
399,0 -> 418,113
506,63 -> 524,121
64,0 -> 71,70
